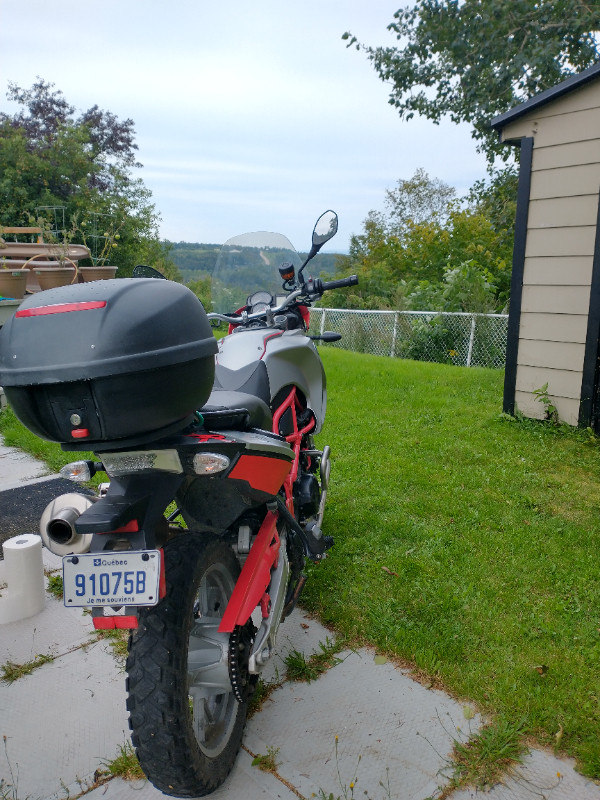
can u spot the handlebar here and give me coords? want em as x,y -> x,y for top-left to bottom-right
314,275 -> 359,292
207,274 -> 359,325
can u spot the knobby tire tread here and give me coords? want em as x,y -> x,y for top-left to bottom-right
126,533 -> 246,797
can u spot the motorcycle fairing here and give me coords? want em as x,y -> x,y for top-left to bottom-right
216,328 -> 327,431
228,454 -> 292,495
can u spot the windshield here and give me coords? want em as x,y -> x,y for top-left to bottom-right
211,231 -> 302,314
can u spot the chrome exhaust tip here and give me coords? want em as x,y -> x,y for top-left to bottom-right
40,493 -> 95,556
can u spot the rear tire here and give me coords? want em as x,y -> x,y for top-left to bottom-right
126,533 -> 246,797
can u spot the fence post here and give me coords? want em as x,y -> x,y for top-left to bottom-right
320,308 -> 326,337
391,312 -> 399,358
466,315 -> 476,367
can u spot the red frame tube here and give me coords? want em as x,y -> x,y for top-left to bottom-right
271,386 -> 315,509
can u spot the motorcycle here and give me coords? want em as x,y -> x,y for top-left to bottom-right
0,210 -> 357,797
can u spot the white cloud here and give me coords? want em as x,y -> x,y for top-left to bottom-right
0,0 -> 488,251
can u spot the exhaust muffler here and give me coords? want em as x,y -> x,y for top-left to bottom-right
40,493 -> 96,556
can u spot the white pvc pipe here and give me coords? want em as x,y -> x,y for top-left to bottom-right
0,533 -> 46,624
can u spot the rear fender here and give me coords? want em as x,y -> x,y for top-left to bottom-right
75,473 -> 185,552
218,509 -> 280,632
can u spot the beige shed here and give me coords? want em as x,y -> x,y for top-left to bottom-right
491,62 -> 600,428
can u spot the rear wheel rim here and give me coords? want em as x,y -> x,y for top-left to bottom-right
188,561 -> 238,758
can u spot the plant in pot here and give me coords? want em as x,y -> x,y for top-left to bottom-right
77,218 -> 121,281
0,230 -> 32,300
0,257 -> 29,300
28,219 -> 80,290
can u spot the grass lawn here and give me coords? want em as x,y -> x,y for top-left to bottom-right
2,348 -> 600,777
305,349 -> 600,779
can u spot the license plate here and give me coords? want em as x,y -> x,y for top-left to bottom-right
62,551 -> 161,608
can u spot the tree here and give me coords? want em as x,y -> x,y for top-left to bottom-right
0,79 -> 174,278
344,1 -> 600,162
329,170 -> 513,312
1,78 -> 139,192
384,167 -> 455,231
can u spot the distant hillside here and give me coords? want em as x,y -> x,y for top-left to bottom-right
165,241 -> 343,284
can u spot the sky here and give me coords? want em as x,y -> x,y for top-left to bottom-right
0,0 -> 488,253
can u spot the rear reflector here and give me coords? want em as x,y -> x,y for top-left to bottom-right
16,301 -> 107,318
93,616 -> 139,630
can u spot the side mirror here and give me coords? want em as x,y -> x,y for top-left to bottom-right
298,211 -> 339,284
312,211 -> 338,248
132,264 -> 167,279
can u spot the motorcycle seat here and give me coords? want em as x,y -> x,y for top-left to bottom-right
201,390 -> 273,431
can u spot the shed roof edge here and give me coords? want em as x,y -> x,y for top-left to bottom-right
490,61 -> 600,131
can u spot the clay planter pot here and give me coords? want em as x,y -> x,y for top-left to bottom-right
79,266 -> 118,282
35,267 -> 77,291
0,269 -> 28,299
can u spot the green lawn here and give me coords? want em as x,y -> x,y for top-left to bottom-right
306,349 -> 600,778
2,349 -> 600,777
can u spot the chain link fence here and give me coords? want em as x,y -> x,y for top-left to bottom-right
309,308 -> 508,369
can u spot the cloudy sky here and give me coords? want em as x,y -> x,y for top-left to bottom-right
0,0 -> 488,252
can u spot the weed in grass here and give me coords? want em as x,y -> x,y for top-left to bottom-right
251,745 -> 280,773
1,736 -> 18,800
46,573 -> 63,600
247,677 -> 280,717
1,653 -> 54,683
100,741 -> 145,780
532,383 -> 560,425
284,636 -> 344,683
96,628 -> 129,664
446,717 -> 527,794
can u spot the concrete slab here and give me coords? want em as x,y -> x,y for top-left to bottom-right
82,747 -> 301,800
451,749 -> 600,799
0,441 -> 50,489
0,579 -> 94,664
1,437 -> 599,800
247,646 -> 482,800
0,639 -> 129,800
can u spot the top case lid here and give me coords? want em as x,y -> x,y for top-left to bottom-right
0,278 -> 218,386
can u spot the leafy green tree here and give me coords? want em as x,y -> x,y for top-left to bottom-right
329,172 -> 513,312
384,167 -> 455,231
344,0 -> 600,162
187,276 -> 212,311
0,79 -> 174,278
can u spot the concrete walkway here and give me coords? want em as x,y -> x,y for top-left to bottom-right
0,438 -> 599,800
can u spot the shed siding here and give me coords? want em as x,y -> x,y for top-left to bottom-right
524,226 -> 596,257
517,338 -> 585,372
533,140 -> 600,170
521,285 -> 591,315
529,164 -> 600,199
519,312 -> 588,343
499,79 -> 600,425
523,256 -> 592,285
515,365 -> 582,399
514,391 -> 580,425
528,197 -> 598,228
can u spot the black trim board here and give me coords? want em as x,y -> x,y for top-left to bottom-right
503,137 -> 533,416
578,190 -> 600,428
